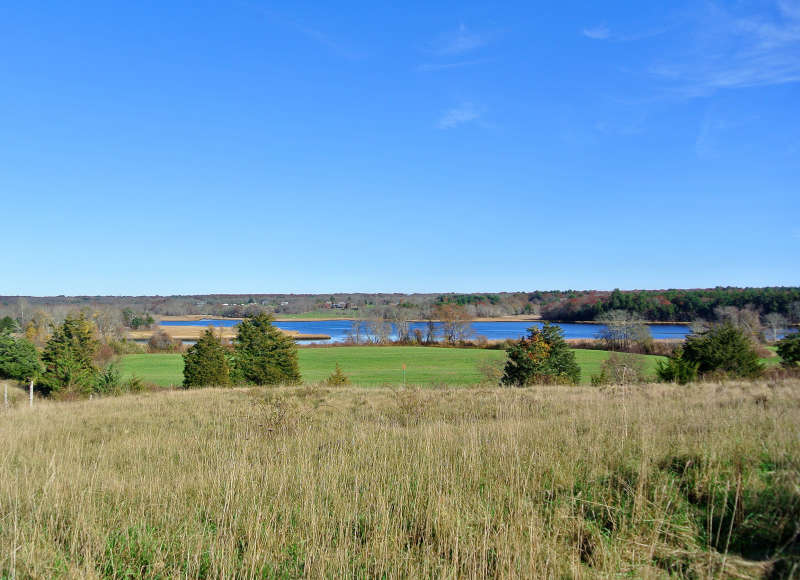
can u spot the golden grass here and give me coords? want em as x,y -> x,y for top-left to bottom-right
1,380 -> 799,578
126,326 -> 330,342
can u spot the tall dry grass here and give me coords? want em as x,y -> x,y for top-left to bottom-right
1,380 -> 798,578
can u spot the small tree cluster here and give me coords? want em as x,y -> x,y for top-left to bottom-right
182,314 -> 301,388
501,323 -> 580,386
657,323 -> 762,383
39,313 -> 100,396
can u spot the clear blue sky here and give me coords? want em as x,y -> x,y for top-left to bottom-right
2,1 -> 798,295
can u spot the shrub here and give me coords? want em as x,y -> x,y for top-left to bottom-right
655,348 -> 699,384
477,356 -> 505,385
39,313 -> 100,396
108,339 -> 146,355
233,313 -> 301,386
592,352 -> 647,385
776,333 -> 800,367
325,363 -> 350,386
681,323 -> 763,379
501,323 -> 580,386
148,330 -> 180,353
182,329 -> 230,388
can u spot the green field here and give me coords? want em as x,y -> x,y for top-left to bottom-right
119,346 -> 666,387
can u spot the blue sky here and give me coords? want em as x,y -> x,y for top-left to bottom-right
1,1 -> 798,295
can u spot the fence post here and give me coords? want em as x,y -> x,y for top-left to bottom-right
29,379 -> 33,408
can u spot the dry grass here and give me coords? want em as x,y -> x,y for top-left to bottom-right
126,326 -> 330,342
1,380 -> 799,578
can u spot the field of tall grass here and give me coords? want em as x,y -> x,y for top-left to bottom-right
1,379 -> 798,578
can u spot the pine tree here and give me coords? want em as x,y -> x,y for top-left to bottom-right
233,313 -> 301,385
0,332 -> 41,382
39,312 -> 99,395
681,323 -> 763,378
182,328 -> 230,388
776,333 -> 800,367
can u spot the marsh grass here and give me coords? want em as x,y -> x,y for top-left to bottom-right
1,380 -> 799,578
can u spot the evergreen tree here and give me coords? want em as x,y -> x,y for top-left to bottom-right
183,328 -> 230,388
776,333 -> 800,367
655,347 -> 699,384
501,323 -> 580,386
0,316 -> 18,334
681,323 -> 763,379
39,313 -> 100,395
233,313 -> 301,385
0,331 -> 42,382
325,363 -> 350,386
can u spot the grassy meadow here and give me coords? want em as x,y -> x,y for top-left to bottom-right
1,381 -> 798,577
119,346 -> 667,387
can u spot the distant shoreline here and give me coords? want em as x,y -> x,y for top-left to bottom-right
158,314 -> 692,325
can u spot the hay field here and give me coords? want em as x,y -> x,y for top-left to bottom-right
1,381 -> 798,578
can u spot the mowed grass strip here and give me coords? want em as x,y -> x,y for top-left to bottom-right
119,346 -> 666,387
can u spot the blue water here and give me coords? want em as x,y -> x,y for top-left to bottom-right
161,319 -> 694,343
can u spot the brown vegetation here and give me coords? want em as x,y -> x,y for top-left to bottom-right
1,380 -> 798,577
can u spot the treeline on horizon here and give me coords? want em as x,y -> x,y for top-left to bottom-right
1,286 -> 799,323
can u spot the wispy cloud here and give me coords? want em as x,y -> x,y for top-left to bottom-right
419,24 -> 493,72
650,1 -> 800,96
431,23 -> 487,55
437,102 -> 480,129
417,58 -> 490,72
238,2 -> 365,60
582,25 -> 610,40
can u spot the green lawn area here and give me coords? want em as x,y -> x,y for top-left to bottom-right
120,347 -> 666,387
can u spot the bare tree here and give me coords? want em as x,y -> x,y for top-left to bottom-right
596,310 -> 652,352
714,305 -> 762,339
435,304 -> 473,344
93,307 -> 124,343
366,317 -> 391,344
346,319 -> 367,344
763,312 -> 788,342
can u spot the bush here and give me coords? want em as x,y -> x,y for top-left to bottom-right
95,364 -> 122,395
108,339 -> 146,355
148,330 -> 180,353
233,314 -> 301,386
655,348 -> 699,384
182,329 -> 230,388
681,323 -> 763,379
501,323 -> 580,386
776,333 -> 800,367
591,352 -> 647,385
39,313 -> 100,396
